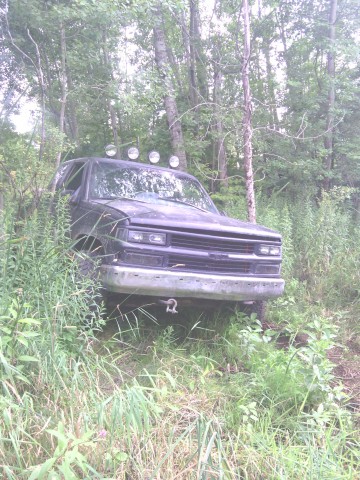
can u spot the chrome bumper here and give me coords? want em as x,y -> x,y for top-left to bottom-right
100,265 -> 285,302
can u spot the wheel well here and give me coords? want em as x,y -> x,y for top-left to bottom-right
73,235 -> 104,255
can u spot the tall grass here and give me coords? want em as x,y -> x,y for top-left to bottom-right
0,188 -> 359,478
253,188 -> 360,309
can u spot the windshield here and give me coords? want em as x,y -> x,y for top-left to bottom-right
89,162 -> 218,214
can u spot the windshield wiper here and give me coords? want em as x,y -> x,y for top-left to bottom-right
96,196 -> 148,204
159,197 -> 209,213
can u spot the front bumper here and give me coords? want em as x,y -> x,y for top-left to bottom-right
100,265 -> 285,302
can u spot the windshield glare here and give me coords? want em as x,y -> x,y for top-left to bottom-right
89,162 -> 218,214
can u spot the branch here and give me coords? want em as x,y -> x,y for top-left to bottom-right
261,115 -> 344,141
4,2 -> 37,70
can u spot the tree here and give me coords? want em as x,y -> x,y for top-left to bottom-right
153,2 -> 187,171
242,0 -> 256,223
322,0 -> 337,190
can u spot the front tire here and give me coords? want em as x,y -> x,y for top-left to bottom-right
76,250 -> 100,281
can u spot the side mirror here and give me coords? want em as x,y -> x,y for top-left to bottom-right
60,189 -> 80,204
69,188 -> 81,205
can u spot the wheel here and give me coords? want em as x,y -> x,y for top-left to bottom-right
76,250 -> 101,281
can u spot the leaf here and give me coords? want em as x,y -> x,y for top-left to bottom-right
17,337 -> 29,347
163,370 -> 177,388
264,329 -> 277,337
28,457 -> 57,480
18,318 -> 42,325
19,331 -> 40,338
47,470 -> 61,479
6,236 -> 29,244
58,460 -> 77,480
18,355 -> 39,363
0,327 -> 12,334
0,335 -> 11,345
47,424 -> 69,453
114,451 -> 128,463
15,374 -> 30,384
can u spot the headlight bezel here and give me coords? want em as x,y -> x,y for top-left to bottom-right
127,229 -> 167,246
257,244 -> 281,256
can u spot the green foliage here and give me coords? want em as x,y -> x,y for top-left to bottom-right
0,199 -> 104,385
223,185 -> 360,310
28,422 -> 96,480
2,0 -> 360,195
1,0 -> 360,476
286,188 -> 360,306
0,298 -> 41,385
0,195 -> 359,478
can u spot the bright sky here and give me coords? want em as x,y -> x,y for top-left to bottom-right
10,98 -> 37,133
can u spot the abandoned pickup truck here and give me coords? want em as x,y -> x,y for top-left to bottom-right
52,147 -> 284,314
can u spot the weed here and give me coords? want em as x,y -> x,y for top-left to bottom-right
1,184 -> 360,479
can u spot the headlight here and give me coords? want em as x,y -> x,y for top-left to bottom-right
128,230 -> 167,246
258,244 -> 281,256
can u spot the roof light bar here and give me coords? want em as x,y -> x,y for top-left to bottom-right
149,151 -> 160,164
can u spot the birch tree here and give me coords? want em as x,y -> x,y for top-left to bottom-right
323,0 -> 337,191
242,0 -> 256,223
153,3 -> 187,171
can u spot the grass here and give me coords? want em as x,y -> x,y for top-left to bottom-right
2,303 -> 360,479
1,191 -> 360,479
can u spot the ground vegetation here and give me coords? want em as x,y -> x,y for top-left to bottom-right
0,0 -> 360,477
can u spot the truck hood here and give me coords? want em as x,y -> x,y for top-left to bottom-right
92,199 -> 281,240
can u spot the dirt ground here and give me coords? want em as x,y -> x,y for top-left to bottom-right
99,310 -> 360,415
328,343 -> 360,411
262,318 -> 360,413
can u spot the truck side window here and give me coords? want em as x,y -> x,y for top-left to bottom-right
64,163 -> 85,191
50,164 -> 70,190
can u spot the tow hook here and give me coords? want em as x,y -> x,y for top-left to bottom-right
158,298 -> 178,314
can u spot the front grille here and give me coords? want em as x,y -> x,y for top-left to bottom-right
171,233 -> 254,253
123,226 -> 281,277
168,254 -> 251,274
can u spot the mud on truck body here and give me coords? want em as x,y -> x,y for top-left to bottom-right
51,147 -> 284,315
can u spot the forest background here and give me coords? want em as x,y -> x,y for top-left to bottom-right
0,0 -> 360,478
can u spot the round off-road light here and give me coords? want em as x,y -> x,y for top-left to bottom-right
128,147 -> 139,160
105,144 -> 117,157
169,155 -> 180,168
149,151 -> 160,164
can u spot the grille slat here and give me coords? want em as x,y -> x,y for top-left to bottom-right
168,255 -> 251,274
171,234 -> 254,253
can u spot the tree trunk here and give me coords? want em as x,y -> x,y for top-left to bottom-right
213,63 -> 228,188
66,70 -> 79,146
102,32 -> 119,154
27,28 -> 46,162
55,22 -> 68,171
323,0 -> 337,191
153,3 -> 187,171
0,188 -> 4,231
190,0 -> 208,102
189,0 -> 199,106
181,7 -> 196,107
264,42 -> 279,130
242,0 -> 256,223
